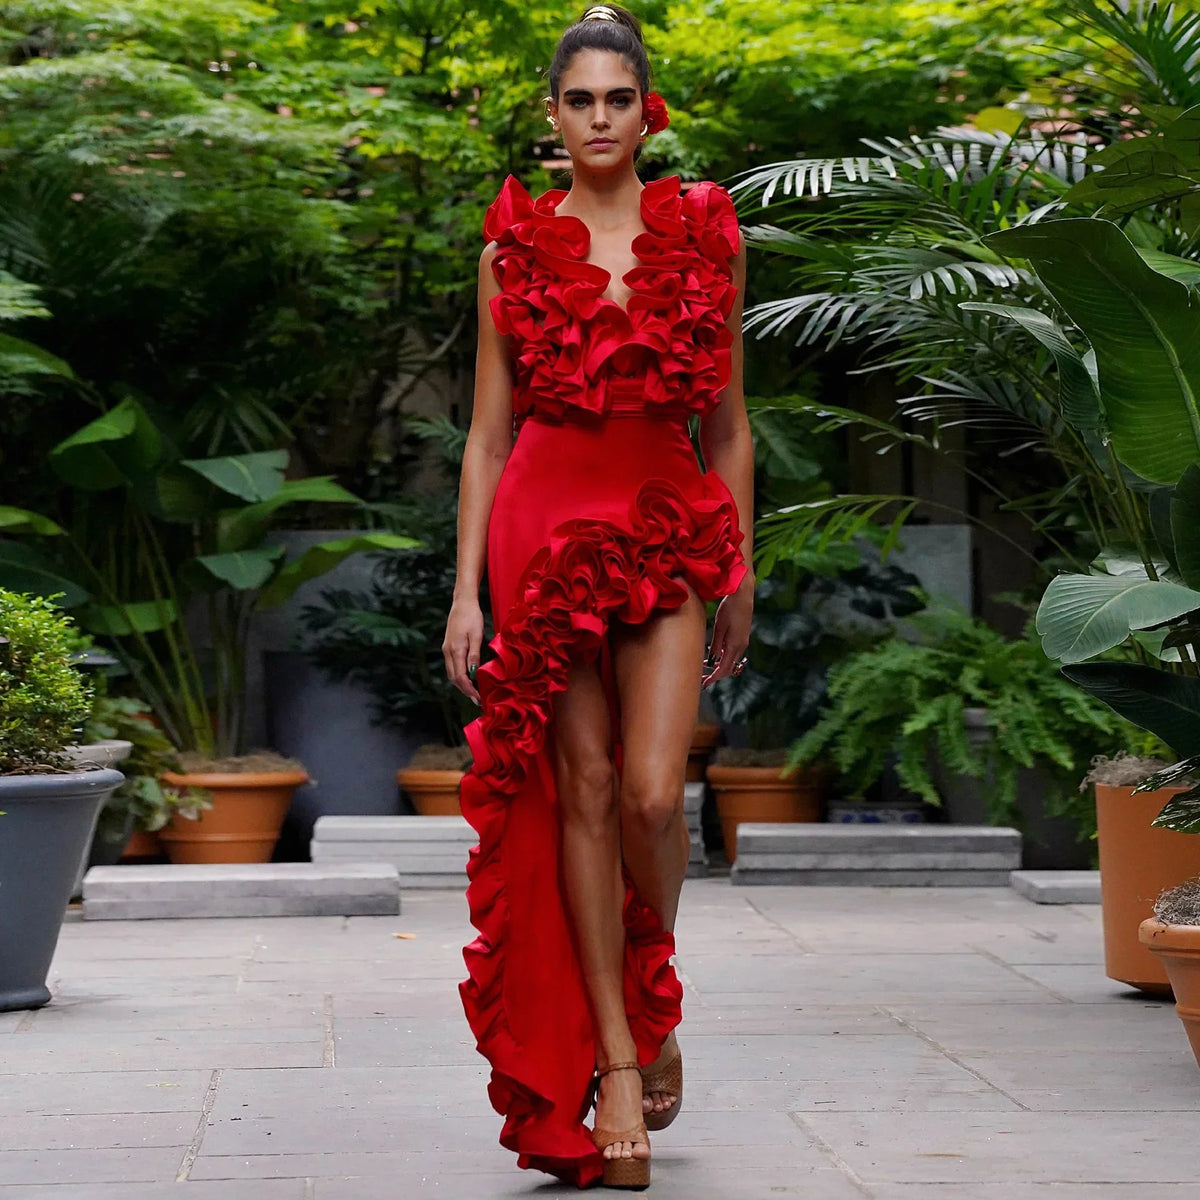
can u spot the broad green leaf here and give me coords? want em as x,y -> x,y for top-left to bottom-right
0,331 -> 74,379
1150,786 -> 1200,833
986,219 -> 1200,485
1171,462 -> 1200,591
181,450 -> 288,504
1037,572 -> 1200,663
0,542 -> 88,606
1131,628 -> 1184,662
256,534 -> 419,609
193,546 -> 286,591
80,599 -> 179,636
1061,662 -> 1200,758
1138,249 -> 1200,288
148,467 -> 214,524
0,506 -> 62,535
960,302 -> 1102,432
50,397 -> 162,490
217,477 -> 362,553
1066,105 -> 1200,213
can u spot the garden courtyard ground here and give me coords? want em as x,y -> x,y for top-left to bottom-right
2,878 -> 1198,1198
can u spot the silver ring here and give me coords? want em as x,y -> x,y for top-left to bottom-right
733,656 -> 748,676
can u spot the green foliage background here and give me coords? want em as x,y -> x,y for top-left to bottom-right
0,0 -> 1064,515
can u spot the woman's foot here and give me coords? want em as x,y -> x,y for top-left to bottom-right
642,1030 -> 679,1117
594,1062 -> 651,1162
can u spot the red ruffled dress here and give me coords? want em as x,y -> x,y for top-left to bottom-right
458,172 -> 749,1188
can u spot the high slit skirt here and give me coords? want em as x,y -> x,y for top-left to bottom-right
458,411 -> 747,1188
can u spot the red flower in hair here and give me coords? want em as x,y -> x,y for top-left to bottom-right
642,91 -> 670,136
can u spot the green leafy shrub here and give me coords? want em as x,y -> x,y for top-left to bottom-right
789,609 -> 1153,824
0,589 -> 92,773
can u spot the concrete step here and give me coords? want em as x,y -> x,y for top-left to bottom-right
311,815 -> 471,889
82,863 -> 400,920
1010,869 -> 1101,904
313,815 -> 474,843
731,823 -> 1021,886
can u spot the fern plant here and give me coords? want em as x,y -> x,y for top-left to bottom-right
789,609 -> 1151,825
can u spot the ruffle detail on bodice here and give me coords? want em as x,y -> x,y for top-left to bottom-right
457,475 -> 747,1188
482,173 -> 740,425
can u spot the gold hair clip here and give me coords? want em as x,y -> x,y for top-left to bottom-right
582,5 -> 620,21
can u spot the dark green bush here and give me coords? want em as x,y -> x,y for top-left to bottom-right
0,590 -> 92,773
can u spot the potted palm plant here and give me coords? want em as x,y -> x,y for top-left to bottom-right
1,397 -> 415,862
0,589 -> 125,1011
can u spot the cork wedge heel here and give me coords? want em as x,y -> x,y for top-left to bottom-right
642,1043 -> 683,1131
590,1061 -> 651,1190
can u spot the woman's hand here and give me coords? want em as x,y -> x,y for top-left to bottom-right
443,597 -> 485,705
702,569 -> 755,688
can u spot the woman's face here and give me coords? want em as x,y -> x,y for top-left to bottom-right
552,49 -> 643,170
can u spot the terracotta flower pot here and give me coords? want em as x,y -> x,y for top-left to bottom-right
121,828 -> 163,860
158,769 -> 308,864
686,723 -> 721,783
1139,918 -> 1200,1068
705,763 -> 823,862
397,768 -> 464,816
1096,783 -> 1200,995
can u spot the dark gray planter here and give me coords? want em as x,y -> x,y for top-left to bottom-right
932,708 -> 1093,870
0,768 -> 124,1011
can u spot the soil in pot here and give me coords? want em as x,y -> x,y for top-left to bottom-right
159,752 -> 308,864
1140,879 -> 1200,1068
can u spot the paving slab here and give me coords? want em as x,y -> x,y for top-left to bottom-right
799,1109 -> 1200,1183
3,880 -> 1198,1196
1011,869 -> 1102,904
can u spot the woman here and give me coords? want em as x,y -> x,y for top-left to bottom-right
442,4 -> 754,1189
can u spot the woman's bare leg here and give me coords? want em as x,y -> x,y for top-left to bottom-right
553,657 -> 648,1163
611,583 -> 707,1117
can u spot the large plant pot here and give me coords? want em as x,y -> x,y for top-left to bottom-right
1096,783 -> 1200,995
396,768 -> 464,816
1139,918 -> 1200,1068
705,764 -> 823,863
933,708 -> 1092,869
158,769 -> 308,863
0,768 -> 125,1011
686,723 -> 721,784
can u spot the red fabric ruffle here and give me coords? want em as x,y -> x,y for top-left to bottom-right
458,475 -> 747,1188
482,173 -> 740,426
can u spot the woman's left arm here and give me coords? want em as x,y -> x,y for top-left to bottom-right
698,230 -> 755,688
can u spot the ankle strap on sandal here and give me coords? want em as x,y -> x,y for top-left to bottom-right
594,1059 -> 641,1078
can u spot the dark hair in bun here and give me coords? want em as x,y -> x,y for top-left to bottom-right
548,5 -> 653,100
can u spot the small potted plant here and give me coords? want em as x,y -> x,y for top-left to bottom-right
299,486 -> 482,816
1140,876 -> 1200,1070
706,547 -> 924,859
80,694 -> 211,869
0,589 -> 125,1011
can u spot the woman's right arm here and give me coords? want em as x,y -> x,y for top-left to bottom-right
442,241 -> 514,704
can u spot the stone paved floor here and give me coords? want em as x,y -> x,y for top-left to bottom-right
2,879 -> 1199,1198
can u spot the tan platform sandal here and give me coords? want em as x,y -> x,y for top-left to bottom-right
590,1061 -> 651,1190
642,1042 -> 683,1131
